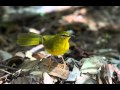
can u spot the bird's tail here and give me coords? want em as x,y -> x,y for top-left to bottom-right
16,32 -> 42,46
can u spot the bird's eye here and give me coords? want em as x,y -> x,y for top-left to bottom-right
61,34 -> 70,37
61,35 -> 66,37
60,35 -> 67,38
60,35 -> 65,38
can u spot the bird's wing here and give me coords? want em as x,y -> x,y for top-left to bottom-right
42,35 -> 55,48
42,35 -> 54,43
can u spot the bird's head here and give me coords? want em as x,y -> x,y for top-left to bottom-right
57,31 -> 71,40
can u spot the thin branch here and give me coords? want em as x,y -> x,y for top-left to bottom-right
0,73 -> 11,80
0,64 -> 17,71
0,69 -> 12,74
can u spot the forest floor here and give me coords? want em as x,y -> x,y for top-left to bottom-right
0,6 -> 120,84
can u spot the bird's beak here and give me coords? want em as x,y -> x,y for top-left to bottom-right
70,35 -> 75,37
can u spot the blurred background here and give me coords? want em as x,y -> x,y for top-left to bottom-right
0,6 -> 120,59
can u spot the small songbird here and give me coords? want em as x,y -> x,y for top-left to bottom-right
17,31 -> 71,69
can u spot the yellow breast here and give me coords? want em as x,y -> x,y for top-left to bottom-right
46,41 -> 69,56
42,35 -> 70,56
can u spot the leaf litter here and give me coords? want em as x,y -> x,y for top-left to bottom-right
0,6 -> 120,84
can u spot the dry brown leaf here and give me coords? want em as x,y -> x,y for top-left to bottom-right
0,80 -> 3,84
96,72 -> 103,84
33,53 -> 46,60
49,64 -> 70,79
62,14 -> 87,24
99,64 -> 113,84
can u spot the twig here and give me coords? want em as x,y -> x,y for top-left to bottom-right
0,73 -> 11,80
0,64 -> 17,71
29,44 -> 44,53
0,69 -> 22,81
12,69 -> 22,77
0,69 -> 12,74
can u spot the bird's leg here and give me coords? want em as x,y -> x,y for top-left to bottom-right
61,56 -> 66,69
48,56 -> 53,70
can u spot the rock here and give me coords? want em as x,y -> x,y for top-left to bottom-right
15,52 -> 25,58
43,72 -> 54,84
66,65 -> 80,81
0,50 -> 12,61
80,56 -> 107,74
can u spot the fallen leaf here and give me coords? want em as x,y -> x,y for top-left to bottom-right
80,56 -> 107,74
75,74 -> 90,84
33,52 -> 47,60
49,64 -> 70,79
0,80 -> 3,84
62,14 -> 87,23
43,72 -> 54,84
11,76 -> 30,84
66,65 -> 80,81
25,51 -> 37,61
15,52 -> 25,58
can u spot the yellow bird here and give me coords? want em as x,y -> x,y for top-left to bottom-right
17,31 -> 71,69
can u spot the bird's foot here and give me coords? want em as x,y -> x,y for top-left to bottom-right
61,56 -> 67,70
58,63 -> 66,70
